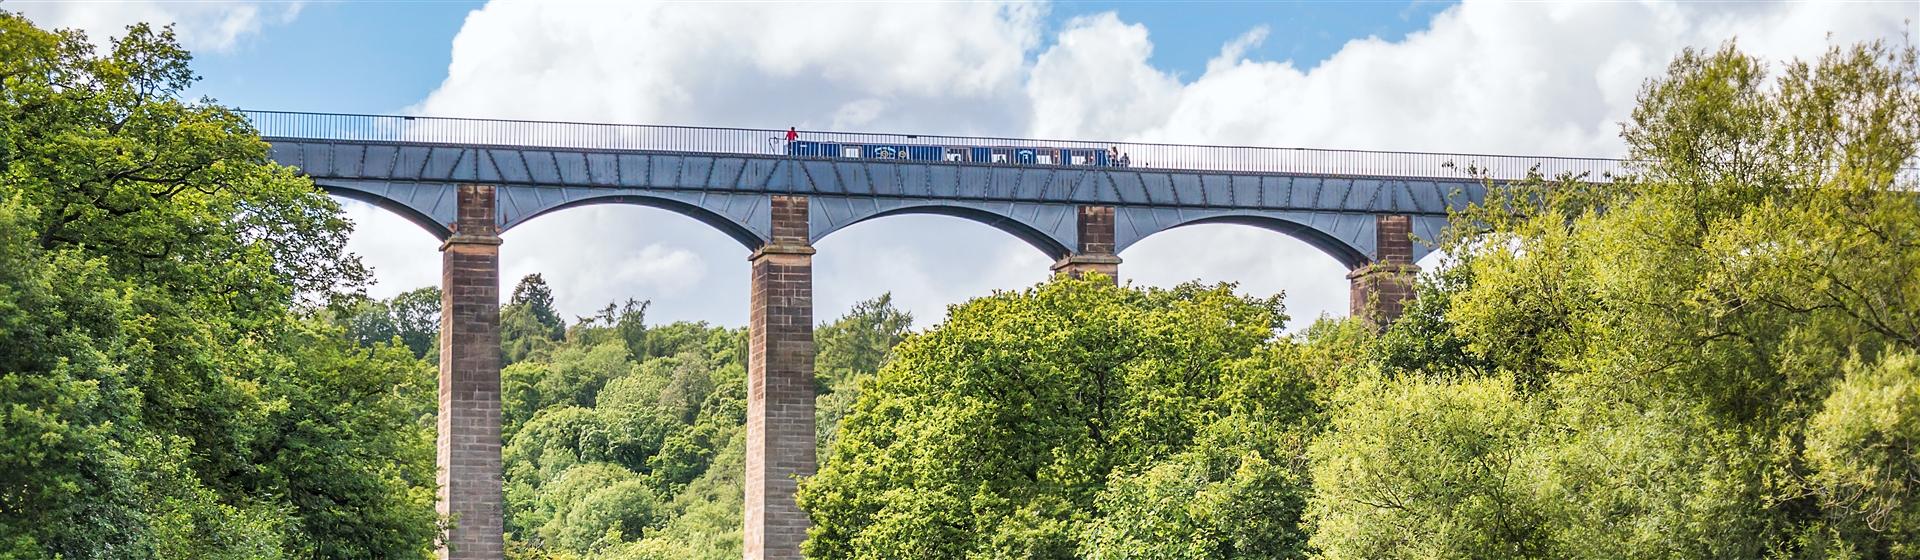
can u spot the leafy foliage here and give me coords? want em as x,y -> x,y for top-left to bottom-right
813,293 -> 913,458
496,281 -> 911,560
13,10 -> 1919,559
799,276 -> 1325,560
332,286 -> 441,359
0,13 -> 440,559
504,274 -> 568,365
1308,40 -> 1920,559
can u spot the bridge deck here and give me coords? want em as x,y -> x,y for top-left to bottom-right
247,110 -> 1623,266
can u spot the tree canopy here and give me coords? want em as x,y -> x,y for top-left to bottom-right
0,13 -> 440,559
799,39 -> 1920,560
1308,41 -> 1920,559
9,9 -> 1920,559
798,277 -> 1334,560
492,280 -> 912,560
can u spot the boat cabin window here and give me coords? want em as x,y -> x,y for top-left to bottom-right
842,146 -> 862,158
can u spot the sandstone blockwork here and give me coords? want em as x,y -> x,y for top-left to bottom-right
1348,214 -> 1419,327
1078,205 -> 1115,255
1051,205 -> 1121,281
746,196 -> 817,560
439,185 -> 505,559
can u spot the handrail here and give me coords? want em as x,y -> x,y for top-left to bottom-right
240,109 -> 1628,181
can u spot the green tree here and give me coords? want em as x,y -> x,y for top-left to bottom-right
1369,261 -> 1490,381
0,13 -> 442,558
1306,373 -> 1551,560
1081,449 -> 1309,560
813,294 -> 913,458
814,293 -> 913,392
496,290 -> 758,560
334,286 -> 441,359
1805,351 -> 1920,554
798,276 -> 1311,560
504,274 -> 567,365
1308,40 -> 1920,559
1078,338 -> 1329,560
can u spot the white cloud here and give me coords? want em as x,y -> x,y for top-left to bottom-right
499,205 -> 750,326
12,0 -> 298,51
340,199 -> 442,297
1120,224 -> 1350,329
1036,2 -> 1911,156
342,0 -> 1912,328
813,216 -> 1052,331
414,0 -> 1041,134
1025,12 -> 1182,140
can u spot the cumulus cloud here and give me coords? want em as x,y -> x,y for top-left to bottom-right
499,205 -> 744,325
1035,2 -> 1911,155
1026,13 -> 1183,140
12,0 -> 298,51
813,217 -> 1052,330
414,0 -> 1041,134
341,0 -> 1912,327
341,200 -> 442,298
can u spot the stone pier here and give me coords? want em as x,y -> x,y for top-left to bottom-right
438,185 -> 505,559
1347,214 -> 1420,327
1051,205 -> 1121,281
744,195 -> 817,560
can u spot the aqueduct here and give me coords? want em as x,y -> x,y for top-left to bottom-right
247,110 -> 1620,560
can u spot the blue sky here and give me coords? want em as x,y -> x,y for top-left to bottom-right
1051,1 -> 1455,78
184,1 -> 1457,116
183,1 -> 484,114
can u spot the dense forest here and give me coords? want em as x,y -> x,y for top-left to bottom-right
5,11 -> 1920,560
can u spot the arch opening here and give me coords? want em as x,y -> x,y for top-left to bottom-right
811,213 -> 1054,328
319,183 -> 452,239
1119,223 -> 1353,328
334,198 -> 448,301
816,205 -> 1073,262
506,195 -> 768,251
499,203 -> 753,326
1141,215 -> 1372,270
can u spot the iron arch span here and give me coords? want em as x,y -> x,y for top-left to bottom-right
503,194 -> 769,250
317,183 -> 455,240
810,203 -> 1075,262
1112,208 -> 1447,270
1129,214 -> 1374,270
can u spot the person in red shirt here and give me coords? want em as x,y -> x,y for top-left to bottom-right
786,127 -> 798,142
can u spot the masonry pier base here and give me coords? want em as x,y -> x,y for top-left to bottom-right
1052,205 -> 1121,281
744,195 -> 817,560
438,185 -> 505,560
1348,215 -> 1420,327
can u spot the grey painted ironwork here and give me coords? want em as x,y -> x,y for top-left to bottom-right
249,110 -> 1624,268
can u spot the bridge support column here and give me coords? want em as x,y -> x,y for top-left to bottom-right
1347,214 -> 1420,327
438,185 -> 505,559
1051,205 -> 1121,281
746,195 -> 816,560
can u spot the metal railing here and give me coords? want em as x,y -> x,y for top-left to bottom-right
241,110 -> 1628,181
